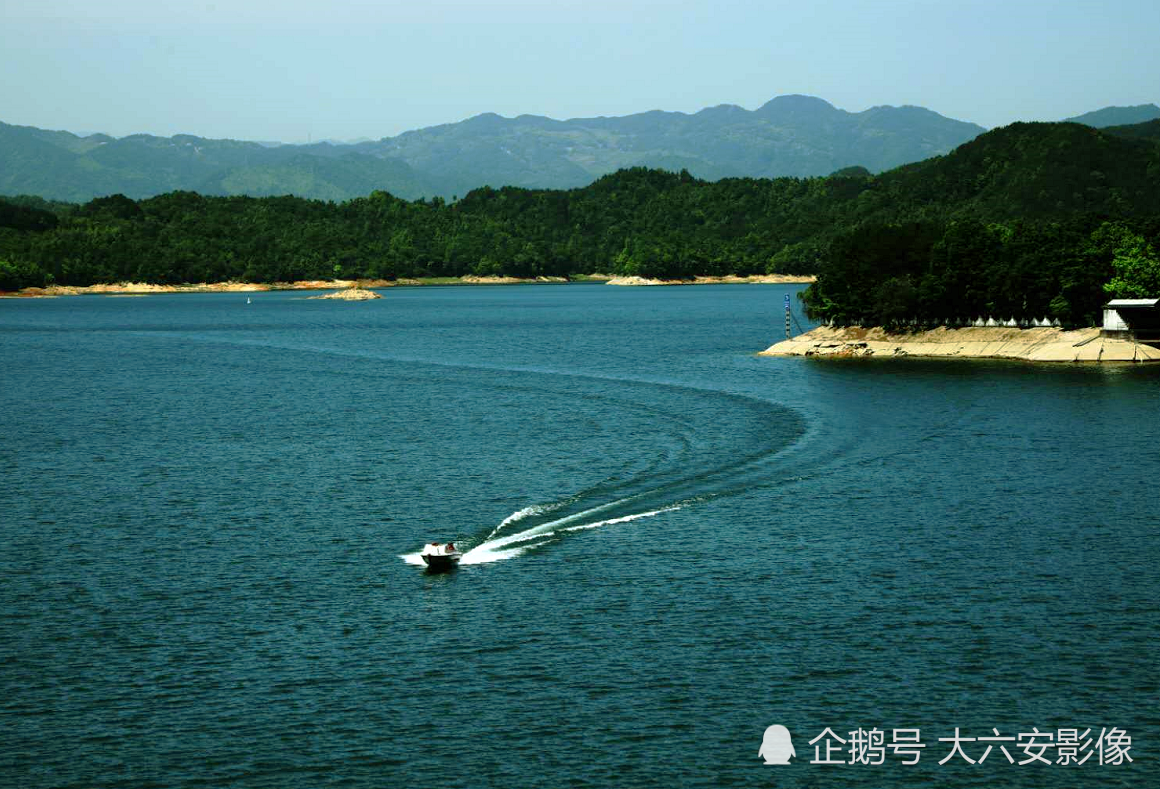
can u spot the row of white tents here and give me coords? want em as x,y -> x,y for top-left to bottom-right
827,317 -> 1063,328
966,316 -> 1062,327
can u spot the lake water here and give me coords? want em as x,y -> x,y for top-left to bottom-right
2,284 -> 1156,788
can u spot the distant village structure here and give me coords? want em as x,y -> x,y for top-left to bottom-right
1102,299 -> 1160,346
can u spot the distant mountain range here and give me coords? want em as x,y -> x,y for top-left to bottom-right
1063,103 -> 1160,128
361,95 -> 988,196
0,96 -> 1155,203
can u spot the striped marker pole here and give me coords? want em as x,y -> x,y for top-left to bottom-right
785,293 -> 791,339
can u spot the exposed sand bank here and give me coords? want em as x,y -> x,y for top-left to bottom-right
457,275 -> 571,284
761,325 -> 1160,363
308,287 -> 382,300
606,274 -> 815,286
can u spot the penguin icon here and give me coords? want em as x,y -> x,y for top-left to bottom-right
759,725 -> 796,765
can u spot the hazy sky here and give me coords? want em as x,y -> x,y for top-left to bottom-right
3,0 -> 1157,142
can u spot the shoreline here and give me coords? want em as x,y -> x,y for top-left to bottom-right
0,277 -> 559,298
1,273 -> 813,298
761,325 -> 1160,363
604,274 -> 815,286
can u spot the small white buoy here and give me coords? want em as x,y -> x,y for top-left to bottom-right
246,297 -> 252,304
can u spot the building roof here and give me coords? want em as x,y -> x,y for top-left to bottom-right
1105,298 -> 1160,308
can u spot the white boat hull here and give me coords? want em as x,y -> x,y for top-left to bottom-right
421,553 -> 460,572
420,542 -> 462,572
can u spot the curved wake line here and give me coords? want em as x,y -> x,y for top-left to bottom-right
140,327 -> 797,445
399,412 -> 829,570
148,326 -> 829,571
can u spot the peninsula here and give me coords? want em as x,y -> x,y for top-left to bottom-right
762,325 -> 1160,363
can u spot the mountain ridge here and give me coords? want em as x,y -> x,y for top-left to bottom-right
1063,103 -> 1160,128
1,98 -> 1153,203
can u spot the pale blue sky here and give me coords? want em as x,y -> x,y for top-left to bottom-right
3,0 -> 1157,142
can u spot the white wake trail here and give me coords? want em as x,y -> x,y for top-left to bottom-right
484,500 -> 571,540
459,540 -> 552,565
403,499 -> 683,568
473,497 -> 641,552
458,502 -> 683,564
560,505 -> 682,532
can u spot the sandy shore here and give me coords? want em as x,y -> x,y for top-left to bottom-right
761,325 -> 1160,363
606,274 -> 815,286
1,276 -> 589,298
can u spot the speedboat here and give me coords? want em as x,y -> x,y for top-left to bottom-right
420,542 -> 462,572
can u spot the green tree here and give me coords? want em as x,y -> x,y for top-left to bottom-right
0,258 -> 50,290
1096,223 -> 1160,298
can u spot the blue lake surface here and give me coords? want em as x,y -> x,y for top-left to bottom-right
1,284 -> 1157,788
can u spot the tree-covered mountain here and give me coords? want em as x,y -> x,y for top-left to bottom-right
799,122 -> 1160,328
0,96 -> 984,202
834,121 -> 1160,223
1064,104 -> 1160,128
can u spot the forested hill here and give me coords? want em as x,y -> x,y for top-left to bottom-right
836,121 -> 1160,222
1103,118 -> 1160,144
800,122 -> 1160,328
2,121 -> 1158,328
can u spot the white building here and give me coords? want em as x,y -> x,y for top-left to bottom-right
1103,298 -> 1160,343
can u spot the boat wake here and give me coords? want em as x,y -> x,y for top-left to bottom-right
121,314 -> 985,571
466,503 -> 683,563
398,408 -> 824,568
392,370 -> 835,568
136,326 -> 825,568
399,502 -> 682,567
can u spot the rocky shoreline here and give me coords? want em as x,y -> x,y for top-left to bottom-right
761,325 -> 1160,363
604,274 -> 815,286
